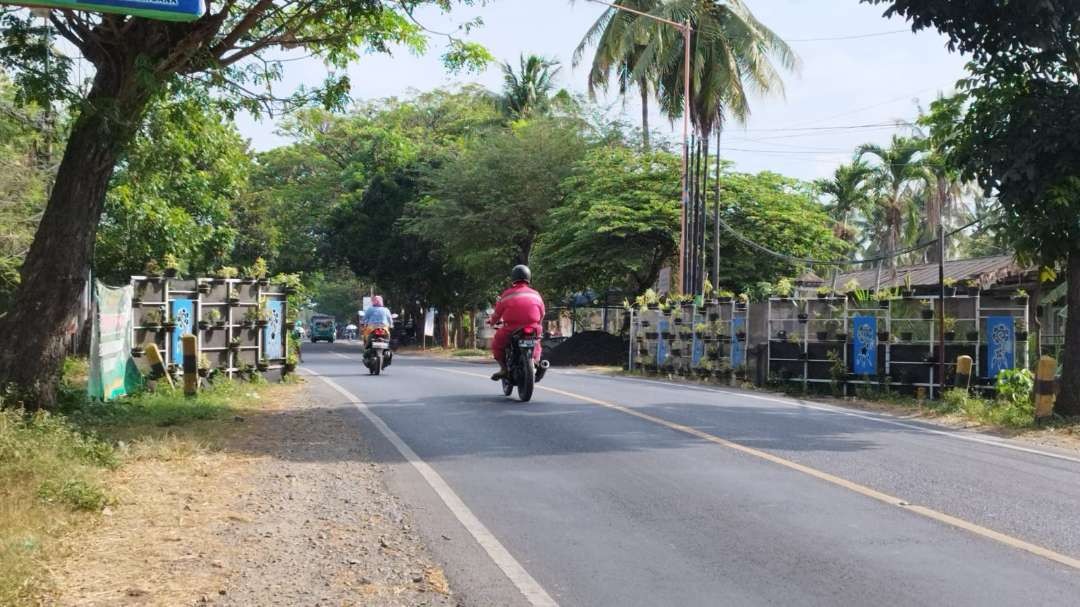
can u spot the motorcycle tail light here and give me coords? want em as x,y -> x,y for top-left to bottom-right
523,327 -> 536,336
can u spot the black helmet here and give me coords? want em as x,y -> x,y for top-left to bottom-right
511,264 -> 531,283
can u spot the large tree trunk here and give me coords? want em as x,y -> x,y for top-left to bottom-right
1058,249 -> 1080,415
639,81 -> 650,151
0,57 -> 152,409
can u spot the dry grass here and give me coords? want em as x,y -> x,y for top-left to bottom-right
0,356 -> 296,606
45,384 -> 298,606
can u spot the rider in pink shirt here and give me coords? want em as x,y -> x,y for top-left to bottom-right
489,265 -> 545,380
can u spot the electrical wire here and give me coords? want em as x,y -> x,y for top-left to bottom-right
785,29 -> 911,42
713,213 -> 991,268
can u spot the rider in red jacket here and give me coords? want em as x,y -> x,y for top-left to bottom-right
489,264 -> 545,381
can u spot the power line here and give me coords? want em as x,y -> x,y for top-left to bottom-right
736,122 -> 914,133
714,213 -> 991,268
785,29 -> 911,42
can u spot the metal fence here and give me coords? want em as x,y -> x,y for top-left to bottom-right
628,301 -> 751,382
765,290 -> 1031,397
129,276 -> 289,378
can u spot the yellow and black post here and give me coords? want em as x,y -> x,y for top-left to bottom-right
954,355 -> 973,389
182,334 -> 198,396
1035,355 -> 1057,421
144,343 -> 174,389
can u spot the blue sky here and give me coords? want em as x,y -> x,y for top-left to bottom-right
236,0 -> 969,182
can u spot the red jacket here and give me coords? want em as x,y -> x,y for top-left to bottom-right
491,282 -> 545,329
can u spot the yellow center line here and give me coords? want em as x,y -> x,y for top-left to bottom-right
440,367 -> 1080,572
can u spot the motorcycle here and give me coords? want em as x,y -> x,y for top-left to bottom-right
363,326 -> 393,375
500,325 -> 549,402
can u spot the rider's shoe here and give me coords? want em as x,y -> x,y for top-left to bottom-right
491,370 -> 508,381
535,362 -> 547,382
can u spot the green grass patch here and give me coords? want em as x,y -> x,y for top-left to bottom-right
0,359 -> 270,605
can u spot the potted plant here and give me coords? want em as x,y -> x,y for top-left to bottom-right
900,329 -> 914,342
1012,288 -> 1028,302
694,322 -> 708,336
144,259 -> 164,280
1014,316 -> 1028,341
920,300 -> 934,320
227,286 -> 240,306
216,266 -> 239,282
256,358 -> 270,372
943,316 -> 957,341
162,314 -> 177,332
255,305 -> 270,328
776,329 -> 788,341
901,274 -> 915,297
775,277 -> 794,300
131,346 -> 145,358
229,337 -> 242,352
716,289 -> 734,304
197,281 -> 212,294
878,330 -> 890,342
875,289 -> 892,309
133,283 -> 146,305
163,253 -> 181,278
283,353 -> 298,375
198,314 -> 211,331
143,308 -> 162,329
207,308 -> 225,328
671,307 -> 684,325
242,307 -> 259,329
197,354 -> 212,378
644,288 -> 660,310
247,257 -> 270,286
966,328 -> 980,343
943,277 -> 957,297
735,293 -> 749,311
962,278 -> 979,294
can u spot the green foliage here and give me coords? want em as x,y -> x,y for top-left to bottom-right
536,146 -> 680,297
94,92 -> 252,283
410,116 -> 588,277
0,78 -> 53,317
995,369 -> 1034,408
713,171 -> 849,290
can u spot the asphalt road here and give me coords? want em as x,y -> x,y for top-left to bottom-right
301,342 -> 1080,606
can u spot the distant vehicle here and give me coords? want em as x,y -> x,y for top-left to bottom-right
310,315 -> 336,343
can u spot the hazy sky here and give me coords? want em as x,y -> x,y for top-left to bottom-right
236,0 -> 970,182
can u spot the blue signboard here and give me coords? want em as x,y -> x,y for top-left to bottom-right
170,298 -> 194,364
691,333 -> 705,367
5,1 -> 206,22
656,318 -> 669,365
731,317 -> 746,367
986,316 -> 1015,379
852,315 -> 877,376
264,300 -> 285,359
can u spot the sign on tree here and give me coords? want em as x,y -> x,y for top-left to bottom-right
5,0 -> 205,22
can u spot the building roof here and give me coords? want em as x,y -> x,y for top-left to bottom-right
830,255 -> 1034,291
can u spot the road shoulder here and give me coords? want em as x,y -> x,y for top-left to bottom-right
48,380 -> 456,606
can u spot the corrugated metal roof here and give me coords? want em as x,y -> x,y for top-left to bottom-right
830,255 -> 1034,291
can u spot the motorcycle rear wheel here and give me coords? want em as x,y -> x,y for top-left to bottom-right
517,351 -> 534,402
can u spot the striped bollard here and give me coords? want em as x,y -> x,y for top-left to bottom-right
1035,356 -> 1057,421
954,355 -> 973,389
182,334 -> 198,397
144,343 -> 174,389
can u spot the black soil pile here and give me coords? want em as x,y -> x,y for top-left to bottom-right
544,331 -> 627,367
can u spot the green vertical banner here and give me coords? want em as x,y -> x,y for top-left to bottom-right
88,280 -> 141,400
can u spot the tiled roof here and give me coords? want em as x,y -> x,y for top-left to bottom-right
829,255 -> 1034,290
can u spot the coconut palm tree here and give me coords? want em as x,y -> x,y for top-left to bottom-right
816,160 -> 873,246
574,0 -> 659,149
856,136 -> 927,268
500,54 -> 562,119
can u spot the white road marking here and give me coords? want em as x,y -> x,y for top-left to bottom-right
302,367 -> 559,607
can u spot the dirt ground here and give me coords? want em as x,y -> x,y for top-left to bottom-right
47,383 -> 456,607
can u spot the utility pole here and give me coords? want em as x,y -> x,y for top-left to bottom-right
588,1 -> 692,294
